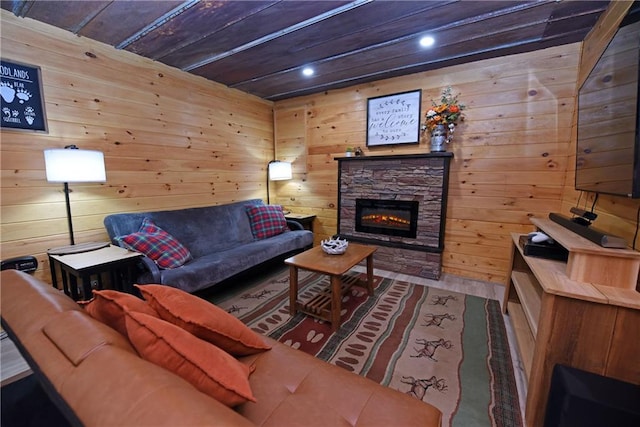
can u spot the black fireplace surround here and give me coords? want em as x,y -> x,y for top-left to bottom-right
355,198 -> 419,238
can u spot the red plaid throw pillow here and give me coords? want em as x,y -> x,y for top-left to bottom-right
116,218 -> 191,269
245,205 -> 288,240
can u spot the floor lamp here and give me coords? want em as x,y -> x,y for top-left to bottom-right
44,145 -> 106,246
267,160 -> 292,204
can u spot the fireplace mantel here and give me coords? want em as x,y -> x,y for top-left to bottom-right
336,153 -> 452,279
335,152 -> 453,162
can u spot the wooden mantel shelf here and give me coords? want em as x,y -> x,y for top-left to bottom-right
334,152 -> 453,161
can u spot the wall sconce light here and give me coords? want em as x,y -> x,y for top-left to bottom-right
44,145 -> 106,246
267,160 -> 292,204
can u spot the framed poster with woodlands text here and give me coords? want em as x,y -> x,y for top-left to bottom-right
1,59 -> 48,132
366,90 -> 421,147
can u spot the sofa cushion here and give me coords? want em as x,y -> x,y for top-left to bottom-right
150,230 -> 314,293
80,290 -> 159,336
136,284 -> 271,356
115,218 -> 191,269
237,337 -> 443,427
245,204 -> 288,240
124,311 -> 256,407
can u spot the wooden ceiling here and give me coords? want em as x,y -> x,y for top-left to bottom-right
1,0 -> 616,101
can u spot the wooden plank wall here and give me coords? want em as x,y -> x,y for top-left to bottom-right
274,6 -> 639,285
0,11 -> 274,283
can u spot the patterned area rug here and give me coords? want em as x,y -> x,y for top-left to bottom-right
210,268 -> 522,427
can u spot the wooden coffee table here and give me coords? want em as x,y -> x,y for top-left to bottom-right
285,243 -> 378,331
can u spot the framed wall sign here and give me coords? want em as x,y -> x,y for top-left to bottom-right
366,89 -> 421,147
0,59 -> 48,132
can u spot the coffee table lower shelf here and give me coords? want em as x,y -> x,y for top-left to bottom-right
296,276 -> 366,322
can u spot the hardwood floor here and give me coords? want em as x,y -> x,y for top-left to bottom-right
1,267 -> 527,422
0,330 -> 31,387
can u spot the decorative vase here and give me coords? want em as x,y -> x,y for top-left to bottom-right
430,124 -> 447,152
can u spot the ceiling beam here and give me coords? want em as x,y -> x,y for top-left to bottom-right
182,0 -> 373,72
115,0 -> 199,50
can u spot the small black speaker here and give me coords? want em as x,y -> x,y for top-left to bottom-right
1,256 -> 38,273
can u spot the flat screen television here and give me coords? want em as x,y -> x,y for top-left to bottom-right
576,11 -> 640,198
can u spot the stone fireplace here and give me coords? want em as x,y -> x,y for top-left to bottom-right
337,153 -> 452,279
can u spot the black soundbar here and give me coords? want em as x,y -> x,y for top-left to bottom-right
548,213 -> 627,248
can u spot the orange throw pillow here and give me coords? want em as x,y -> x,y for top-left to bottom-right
124,312 -> 255,407
136,284 -> 271,356
80,290 -> 158,336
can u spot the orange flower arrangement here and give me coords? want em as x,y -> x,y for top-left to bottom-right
421,87 -> 466,141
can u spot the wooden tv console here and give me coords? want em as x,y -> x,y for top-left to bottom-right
503,217 -> 640,427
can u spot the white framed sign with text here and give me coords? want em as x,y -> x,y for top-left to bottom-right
366,89 -> 421,147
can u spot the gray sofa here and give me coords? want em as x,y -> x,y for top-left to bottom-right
104,199 -> 313,293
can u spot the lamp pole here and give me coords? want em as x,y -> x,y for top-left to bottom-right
63,145 -> 76,245
63,181 -> 75,245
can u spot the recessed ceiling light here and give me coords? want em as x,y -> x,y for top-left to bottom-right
302,67 -> 314,76
419,36 -> 435,47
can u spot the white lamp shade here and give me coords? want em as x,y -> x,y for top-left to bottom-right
44,149 -> 106,183
268,161 -> 292,181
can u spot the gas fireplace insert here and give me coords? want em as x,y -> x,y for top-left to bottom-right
355,198 -> 419,238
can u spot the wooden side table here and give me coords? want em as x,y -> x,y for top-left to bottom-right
285,213 -> 316,232
48,245 -> 142,301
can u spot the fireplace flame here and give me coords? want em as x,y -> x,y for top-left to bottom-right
362,214 -> 410,227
